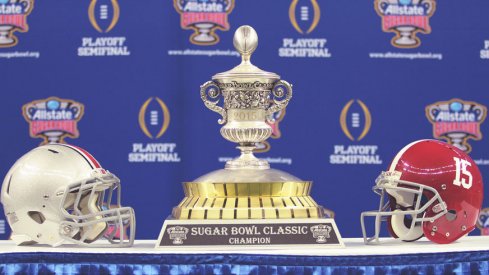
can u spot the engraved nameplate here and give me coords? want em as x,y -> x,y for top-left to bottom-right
156,218 -> 344,249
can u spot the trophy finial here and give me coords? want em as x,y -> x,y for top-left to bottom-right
233,25 -> 258,63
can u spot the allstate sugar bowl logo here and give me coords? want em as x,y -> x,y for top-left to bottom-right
477,208 -> 489,236
481,40 -> 489,60
128,97 -> 181,163
78,0 -> 129,57
426,99 -> 487,153
174,0 -> 234,46
329,99 -> 382,165
375,0 -> 436,48
279,0 -> 330,58
0,0 -> 33,47
22,97 -> 84,145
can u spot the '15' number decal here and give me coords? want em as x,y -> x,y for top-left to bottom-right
453,157 -> 472,189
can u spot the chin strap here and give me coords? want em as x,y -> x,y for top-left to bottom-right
79,192 -> 108,242
389,210 -> 424,242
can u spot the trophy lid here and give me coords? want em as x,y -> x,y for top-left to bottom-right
212,25 -> 280,81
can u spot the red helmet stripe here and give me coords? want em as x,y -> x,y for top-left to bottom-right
60,144 -> 101,168
388,140 -> 428,172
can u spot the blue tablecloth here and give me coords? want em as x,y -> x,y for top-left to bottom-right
1,250 -> 489,274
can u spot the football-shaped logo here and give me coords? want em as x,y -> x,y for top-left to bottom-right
289,0 -> 320,34
138,97 -> 170,139
340,99 -> 371,141
88,0 -> 120,33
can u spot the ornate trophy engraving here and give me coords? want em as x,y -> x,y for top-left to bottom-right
200,26 -> 292,169
156,26 -> 343,249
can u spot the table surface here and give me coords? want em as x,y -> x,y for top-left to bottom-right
0,236 -> 488,256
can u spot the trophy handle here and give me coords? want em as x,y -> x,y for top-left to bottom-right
266,80 -> 292,122
200,81 -> 227,125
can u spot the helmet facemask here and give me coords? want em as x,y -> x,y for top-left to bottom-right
58,170 -> 135,247
361,171 -> 448,244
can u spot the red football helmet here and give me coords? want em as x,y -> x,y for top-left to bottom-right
361,139 -> 483,244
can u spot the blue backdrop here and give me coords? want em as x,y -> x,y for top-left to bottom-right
0,0 -> 488,241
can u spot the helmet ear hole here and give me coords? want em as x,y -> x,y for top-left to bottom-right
27,211 -> 46,224
446,210 -> 457,221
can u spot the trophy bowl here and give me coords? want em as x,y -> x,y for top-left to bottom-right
200,26 -> 292,170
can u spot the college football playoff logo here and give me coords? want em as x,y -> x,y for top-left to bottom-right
426,99 -> 487,153
88,0 -> 120,33
330,99 -> 381,165
289,0 -> 320,34
375,0 -> 436,48
22,97 -> 84,145
0,0 -> 34,47
138,97 -> 170,139
174,0 -> 234,45
340,99 -> 371,141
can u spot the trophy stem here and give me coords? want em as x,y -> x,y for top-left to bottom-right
225,143 -> 270,170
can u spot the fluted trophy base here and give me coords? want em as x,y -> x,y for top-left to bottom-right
156,169 -> 343,249
172,181 -> 325,220
225,145 -> 270,170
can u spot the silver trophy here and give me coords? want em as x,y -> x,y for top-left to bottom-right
200,25 -> 292,170
0,0 -> 33,47
156,25 -> 343,249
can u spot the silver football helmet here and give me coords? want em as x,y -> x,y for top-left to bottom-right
1,144 -> 135,247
